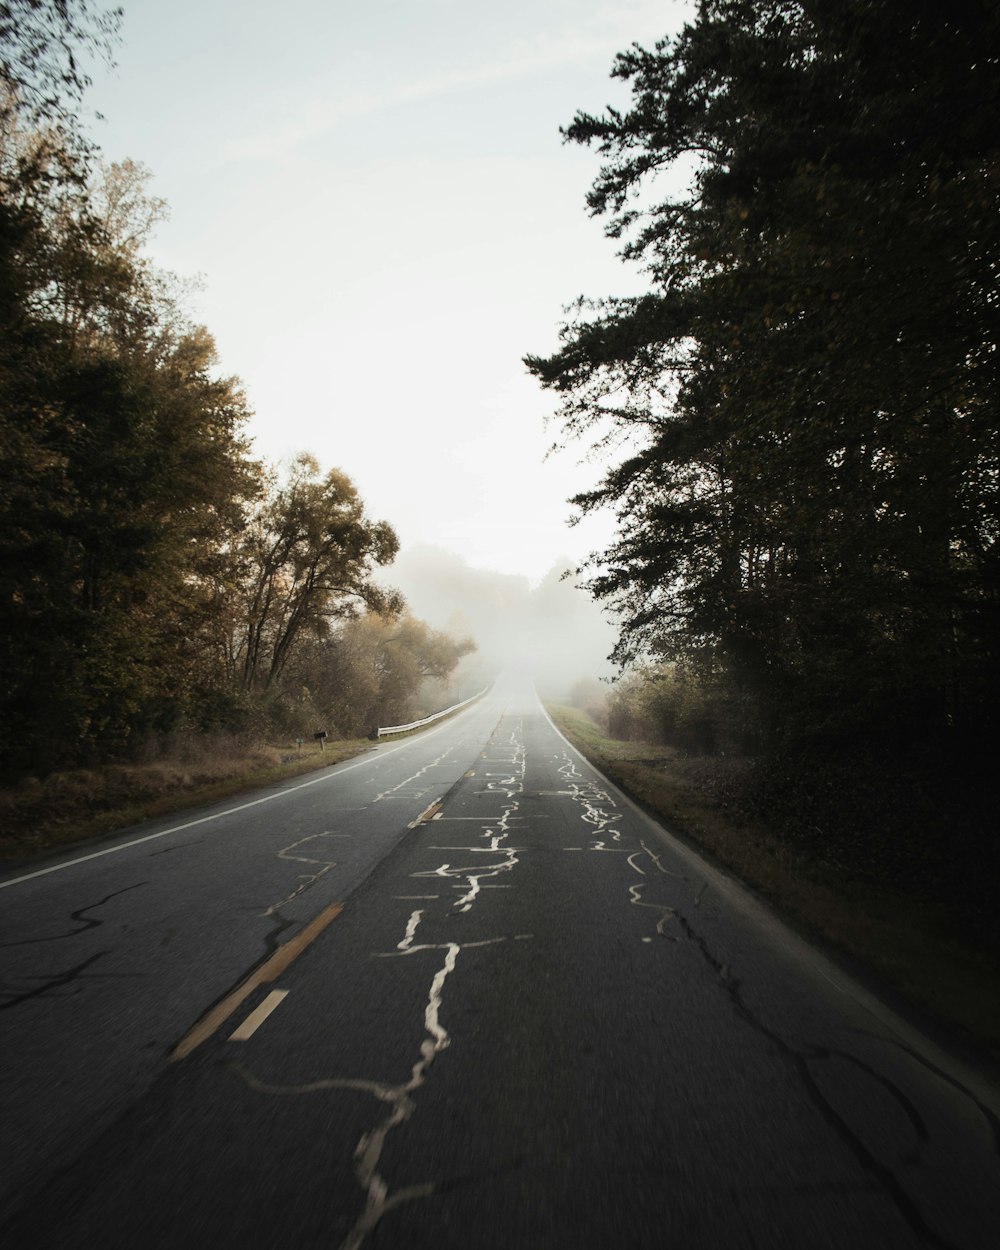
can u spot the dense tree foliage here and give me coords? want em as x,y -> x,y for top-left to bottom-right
527,0 -> 1000,758
287,613 -> 476,740
222,453 -> 403,694
0,120 -> 256,771
0,43 -> 472,778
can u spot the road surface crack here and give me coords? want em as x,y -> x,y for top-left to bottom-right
372,746 -> 458,803
853,1032 -> 1000,1160
673,910 -> 962,1250
263,832 -> 341,917
230,937 -> 460,1250
0,951 -> 111,1010
0,882 -> 146,948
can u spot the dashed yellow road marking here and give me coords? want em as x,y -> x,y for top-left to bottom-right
170,902 -> 343,1061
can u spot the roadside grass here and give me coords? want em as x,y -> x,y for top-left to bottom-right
0,690 -> 491,867
0,737 -> 372,864
547,703 -> 1000,1060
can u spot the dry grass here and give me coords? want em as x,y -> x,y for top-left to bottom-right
548,703 -> 1000,1060
0,735 -> 372,862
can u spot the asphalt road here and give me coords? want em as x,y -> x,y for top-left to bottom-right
1,678 -> 998,1248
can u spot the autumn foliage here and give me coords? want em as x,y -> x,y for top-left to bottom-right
0,18 -> 472,778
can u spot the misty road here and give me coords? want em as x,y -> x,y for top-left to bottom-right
1,679 -> 998,1248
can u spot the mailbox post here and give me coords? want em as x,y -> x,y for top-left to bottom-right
313,730 -> 328,752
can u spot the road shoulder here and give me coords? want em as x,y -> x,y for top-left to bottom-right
546,702 -> 1000,1074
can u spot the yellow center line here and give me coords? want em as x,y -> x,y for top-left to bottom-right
407,799 -> 442,829
169,902 -> 343,1062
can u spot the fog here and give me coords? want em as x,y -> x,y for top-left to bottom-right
381,544 -> 618,700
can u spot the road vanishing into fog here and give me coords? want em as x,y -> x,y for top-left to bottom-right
1,678 -> 998,1249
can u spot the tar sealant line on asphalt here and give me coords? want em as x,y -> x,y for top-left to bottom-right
374,746 -> 458,804
628,881 -> 678,939
229,716 -> 531,1250
557,753 -> 624,844
553,748 -> 685,943
336,938 -> 461,1250
231,945 -> 461,1250
397,910 -> 423,951
263,832 -> 341,916
404,730 -> 526,916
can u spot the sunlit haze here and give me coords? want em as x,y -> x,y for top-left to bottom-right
83,0 -> 692,585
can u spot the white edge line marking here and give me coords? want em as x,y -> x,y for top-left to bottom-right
0,708 -> 483,890
229,989 -> 289,1042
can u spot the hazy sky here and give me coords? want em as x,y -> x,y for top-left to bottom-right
84,0 -> 691,583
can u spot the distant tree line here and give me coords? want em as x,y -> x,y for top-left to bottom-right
0,4 -> 472,779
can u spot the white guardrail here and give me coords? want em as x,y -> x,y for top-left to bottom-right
376,686 -> 490,739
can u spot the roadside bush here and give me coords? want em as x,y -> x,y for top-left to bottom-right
568,677 -> 610,729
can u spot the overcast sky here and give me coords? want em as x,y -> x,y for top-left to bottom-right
84,0 -> 691,583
